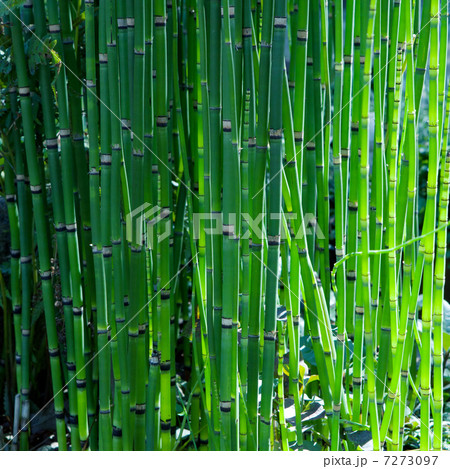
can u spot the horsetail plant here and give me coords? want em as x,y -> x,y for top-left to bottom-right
0,0 -> 449,453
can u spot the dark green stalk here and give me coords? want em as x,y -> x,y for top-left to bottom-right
3,87 -> 22,437
420,0 -> 439,449
5,86 -> 24,427
154,0 -> 173,450
247,0 -> 273,448
10,10 -> 67,450
331,0 -> 346,451
96,0 -> 114,450
432,83 -> 450,450
208,0 -> 223,410
259,1 -> 286,450
220,0 -> 240,450
107,0 -> 130,450
45,0 -> 90,446
358,0 -> 379,449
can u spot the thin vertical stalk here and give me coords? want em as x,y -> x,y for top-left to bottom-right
10,10 -> 68,450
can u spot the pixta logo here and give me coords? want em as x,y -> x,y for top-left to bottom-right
126,203 -> 171,248
126,205 -> 324,248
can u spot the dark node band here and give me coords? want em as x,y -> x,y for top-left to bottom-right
76,379 -> 87,389
160,361 -> 171,372
161,420 -> 171,431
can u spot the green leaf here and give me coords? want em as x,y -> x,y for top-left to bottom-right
443,300 -> 450,335
300,335 -> 317,366
302,440 -> 322,451
31,300 -> 45,326
347,431 -> 373,450
72,11 -> 86,29
340,419 -> 370,431
0,0 -> 26,16
444,333 -> 450,352
27,35 -> 61,76
301,401 -> 325,423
